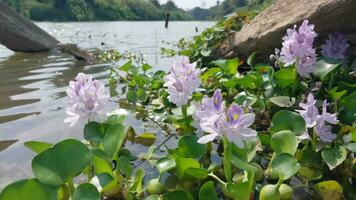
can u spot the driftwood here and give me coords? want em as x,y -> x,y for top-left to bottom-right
0,1 -> 94,62
217,0 -> 356,60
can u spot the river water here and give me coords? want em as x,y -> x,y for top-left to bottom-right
0,21 -> 214,188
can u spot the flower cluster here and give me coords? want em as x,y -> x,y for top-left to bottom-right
321,32 -> 349,59
65,73 -> 108,127
163,56 -> 201,106
194,90 -> 257,148
296,93 -> 338,142
280,20 -> 317,78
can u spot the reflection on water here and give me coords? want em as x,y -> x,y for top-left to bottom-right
0,21 -> 214,189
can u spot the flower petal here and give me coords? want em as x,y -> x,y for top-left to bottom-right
197,133 -> 219,144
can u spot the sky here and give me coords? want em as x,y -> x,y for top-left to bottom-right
159,0 -> 222,10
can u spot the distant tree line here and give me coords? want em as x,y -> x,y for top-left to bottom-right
2,0 -> 270,21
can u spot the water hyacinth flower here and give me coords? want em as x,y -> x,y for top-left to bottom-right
296,93 -> 319,128
163,56 -> 201,106
296,93 -> 338,143
65,73 -> 109,126
280,20 -> 317,78
321,32 -> 349,59
195,90 -> 257,148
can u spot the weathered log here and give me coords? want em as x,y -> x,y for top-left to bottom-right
58,44 -> 96,63
0,1 -> 59,52
217,0 -> 356,60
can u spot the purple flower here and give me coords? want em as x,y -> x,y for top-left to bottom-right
193,90 -> 225,133
296,93 -> 319,128
321,32 -> 349,59
65,73 -> 108,127
164,56 -> 201,106
223,104 -> 257,148
296,93 -> 338,142
195,91 -> 257,148
280,20 -> 318,78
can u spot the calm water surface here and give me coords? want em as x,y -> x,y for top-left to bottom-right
0,21 -> 214,188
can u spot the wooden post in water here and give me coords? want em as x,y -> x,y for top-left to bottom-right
165,12 -> 170,28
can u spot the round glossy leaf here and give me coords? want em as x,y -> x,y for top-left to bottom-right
24,141 -> 52,154
103,124 -> 127,158
199,181 -> 218,200
321,146 -> 347,170
32,139 -> 92,186
270,130 -> 297,155
269,110 -> 306,136
175,156 -> 200,178
0,179 -> 57,200
269,96 -> 295,107
271,153 -> 300,180
313,180 -> 343,200
177,135 -> 206,158
155,157 -> 176,174
73,183 -> 100,200
84,122 -> 104,144
274,67 -> 297,88
313,58 -> 341,80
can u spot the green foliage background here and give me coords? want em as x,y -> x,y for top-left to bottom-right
3,0 -> 271,21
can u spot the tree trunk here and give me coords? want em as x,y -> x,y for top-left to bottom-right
217,0 -> 356,60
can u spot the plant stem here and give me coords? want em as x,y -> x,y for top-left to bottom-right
181,104 -> 188,117
208,173 -> 226,186
223,136 -> 232,184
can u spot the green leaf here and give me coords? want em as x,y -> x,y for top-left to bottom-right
103,124 -> 127,158
201,67 -> 221,81
130,168 -> 145,192
135,133 -> 156,147
145,195 -> 160,200
175,156 -> 200,178
177,135 -> 206,159
313,58 -> 341,80
226,171 -> 255,200
73,183 -> 100,200
247,52 -> 256,67
269,96 -> 295,107
274,67 -> 297,88
155,157 -> 176,174
212,59 -> 226,68
235,72 -> 263,90
142,63 -> 152,72
298,166 -> 323,181
225,58 -> 239,75
24,141 -> 52,154
231,154 -> 257,172
106,114 -> 126,125
313,180 -> 344,200
32,139 -> 91,186
271,153 -> 300,180
84,122 -> 104,144
163,190 -> 194,200
201,48 -> 211,57
270,110 -> 306,136
117,156 -> 132,177
344,143 -> 356,152
321,146 -> 347,170
126,89 -> 137,103
0,179 -> 57,200
92,154 -> 113,175
183,168 -> 208,180
199,181 -> 218,200
270,130 -> 298,155
256,65 -> 274,82
119,61 -> 133,72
